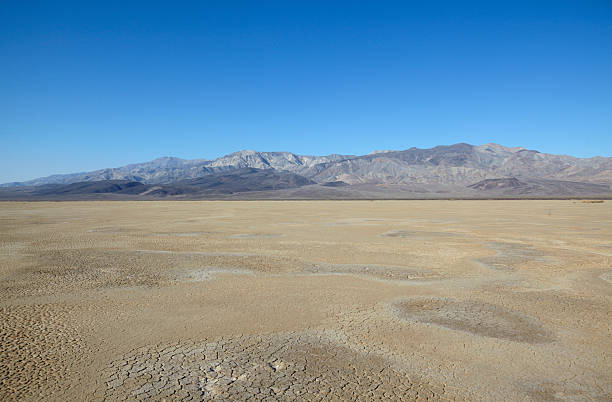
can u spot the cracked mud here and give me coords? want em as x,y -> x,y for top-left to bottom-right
98,331 -> 449,401
1,200 -> 610,401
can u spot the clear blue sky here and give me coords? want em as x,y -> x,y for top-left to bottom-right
1,1 -> 611,182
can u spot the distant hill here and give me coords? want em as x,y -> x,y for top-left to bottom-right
0,169 -> 317,200
2,143 -> 610,199
466,177 -> 610,196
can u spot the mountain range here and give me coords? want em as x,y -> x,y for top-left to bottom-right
2,143 -> 610,199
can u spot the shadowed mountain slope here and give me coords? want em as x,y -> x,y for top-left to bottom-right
0,169 -> 316,200
466,178 -> 610,197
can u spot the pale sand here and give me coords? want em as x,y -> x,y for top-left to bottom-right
0,200 -> 610,401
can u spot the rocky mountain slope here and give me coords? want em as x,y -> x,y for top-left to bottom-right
299,143 -> 612,185
2,143 -> 610,198
1,152 -> 350,187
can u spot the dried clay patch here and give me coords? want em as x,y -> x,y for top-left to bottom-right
97,332 -> 452,401
1,249 -> 264,300
131,250 -> 304,276
172,267 -> 254,282
303,263 -> 441,281
476,242 -> 543,271
0,304 -> 85,401
394,298 -> 554,344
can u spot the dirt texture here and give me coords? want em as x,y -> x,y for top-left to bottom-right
0,200 -> 611,401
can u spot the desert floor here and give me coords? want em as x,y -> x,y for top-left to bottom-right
0,200 -> 610,401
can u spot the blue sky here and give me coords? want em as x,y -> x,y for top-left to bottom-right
1,1 -> 611,182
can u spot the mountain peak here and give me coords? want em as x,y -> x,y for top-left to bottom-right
478,143 -> 530,153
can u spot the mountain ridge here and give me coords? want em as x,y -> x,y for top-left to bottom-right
3,144 -> 611,196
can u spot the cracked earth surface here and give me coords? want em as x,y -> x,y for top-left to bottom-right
97,331 -> 456,401
1,200 -> 611,401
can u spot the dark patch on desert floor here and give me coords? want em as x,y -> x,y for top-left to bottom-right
394,297 -> 555,343
475,242 -> 545,271
518,380 -> 612,402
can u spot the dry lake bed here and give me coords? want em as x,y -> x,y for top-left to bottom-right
0,200 -> 610,401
